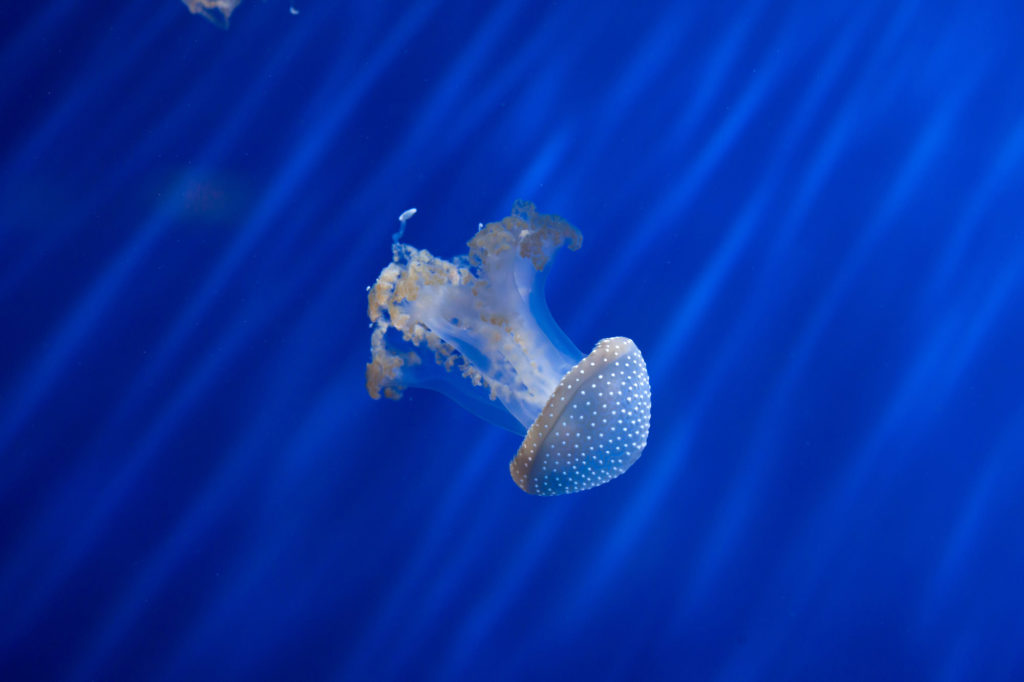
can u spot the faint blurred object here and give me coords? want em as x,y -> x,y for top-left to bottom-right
166,170 -> 250,225
181,0 -> 243,29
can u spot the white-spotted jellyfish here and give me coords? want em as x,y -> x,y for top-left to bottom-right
366,201 -> 651,495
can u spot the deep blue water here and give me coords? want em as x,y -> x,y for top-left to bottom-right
2,1 -> 1023,680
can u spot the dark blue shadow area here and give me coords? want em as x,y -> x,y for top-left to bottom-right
1,0 -> 1023,680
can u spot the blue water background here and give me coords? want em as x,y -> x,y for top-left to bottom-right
1,1 -> 1023,680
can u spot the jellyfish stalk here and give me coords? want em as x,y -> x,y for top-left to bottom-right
367,201 -> 651,495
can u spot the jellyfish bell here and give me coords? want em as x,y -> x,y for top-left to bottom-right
366,201 -> 651,496
510,337 -> 651,495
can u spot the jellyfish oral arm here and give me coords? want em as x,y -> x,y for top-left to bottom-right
394,208 -> 417,243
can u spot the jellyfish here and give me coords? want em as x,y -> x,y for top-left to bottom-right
181,0 -> 243,29
366,201 -> 651,496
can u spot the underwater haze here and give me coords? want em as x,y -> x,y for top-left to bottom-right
2,0 -> 1023,680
